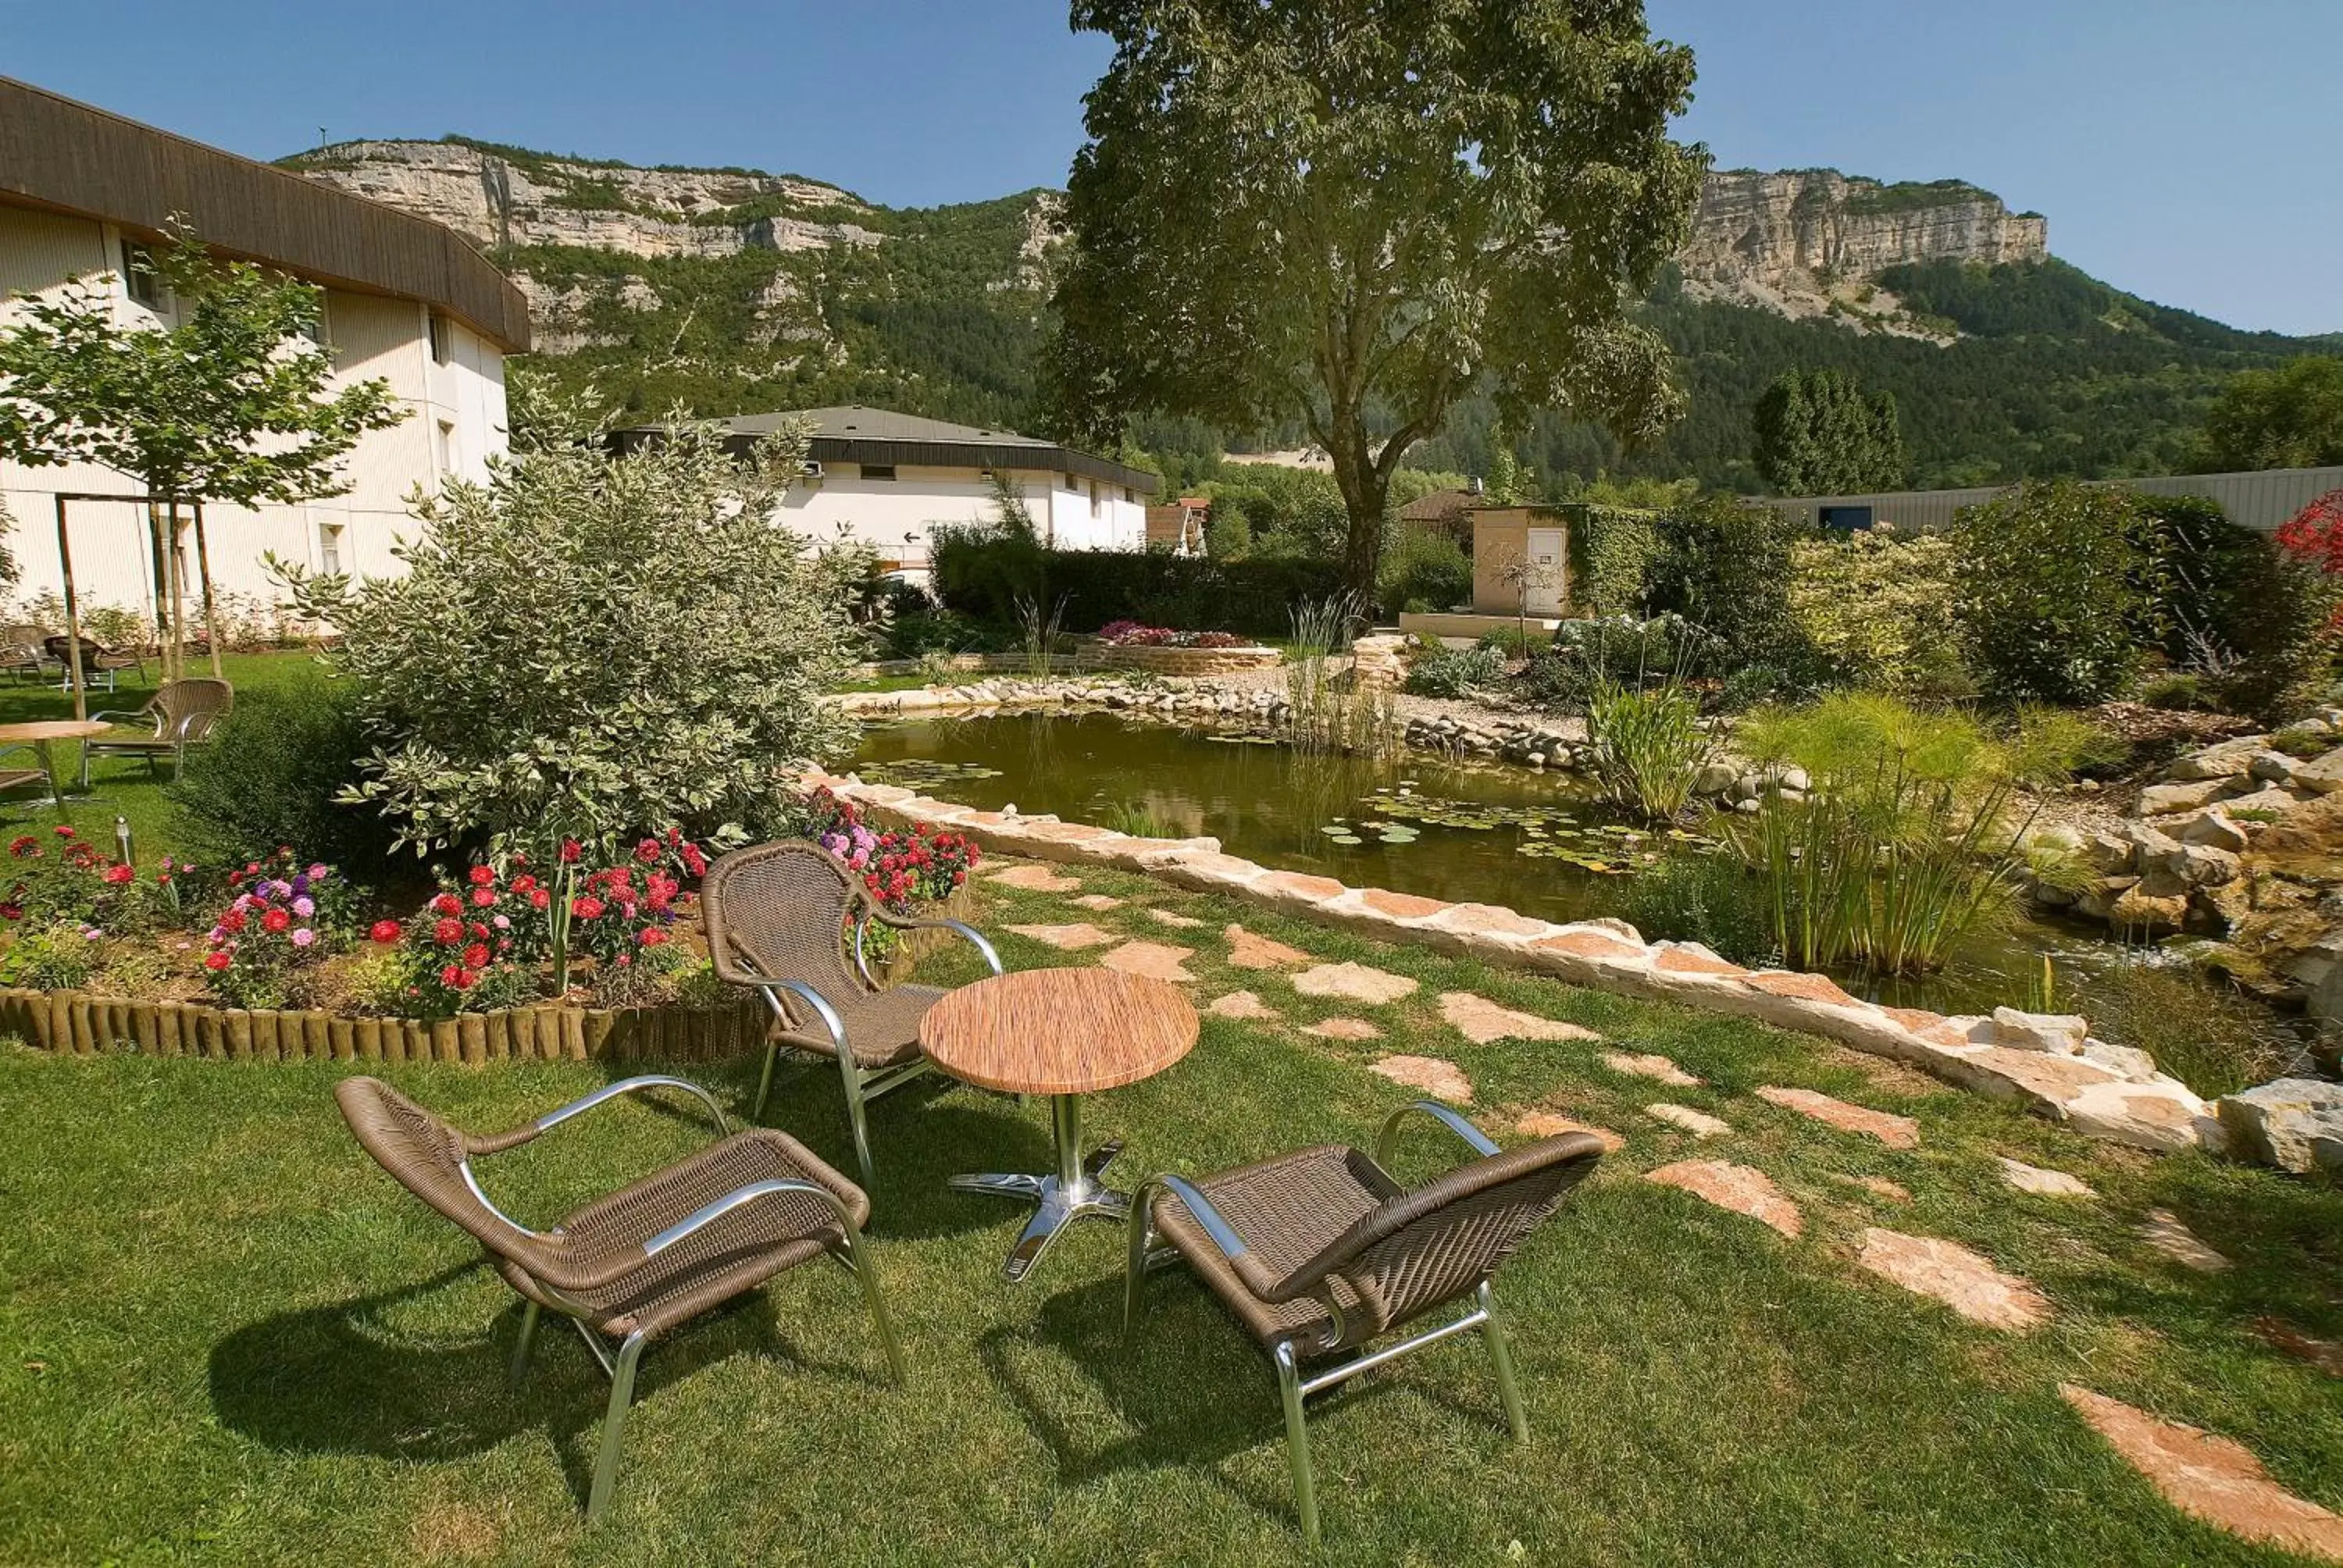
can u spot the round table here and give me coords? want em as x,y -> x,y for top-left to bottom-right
921,967 -> 1197,1282
0,719 -> 111,813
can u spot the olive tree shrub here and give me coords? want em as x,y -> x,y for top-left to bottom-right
276,418 -> 862,853
1952,481 -> 2163,705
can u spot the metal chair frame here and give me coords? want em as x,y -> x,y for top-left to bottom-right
1125,1103 -> 1566,1548
704,841 -> 1001,1189
79,676 -> 232,788
346,1074 -> 904,1523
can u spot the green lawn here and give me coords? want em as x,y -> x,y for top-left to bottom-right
3,859 -> 2339,1565
0,650 -> 323,861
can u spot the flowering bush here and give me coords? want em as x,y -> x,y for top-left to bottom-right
199,850 -> 351,1007
2276,489 -> 2343,585
801,786 -> 979,914
1094,620 -> 1246,649
2,826 -> 184,934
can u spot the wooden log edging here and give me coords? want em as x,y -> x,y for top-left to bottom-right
0,989 -> 767,1065
807,768 -> 2227,1157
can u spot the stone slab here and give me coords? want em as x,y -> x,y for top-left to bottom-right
2061,1385 -> 2343,1563
1371,1054 -> 1474,1103
1858,1228 -> 2049,1332
1439,991 -> 1599,1045
1646,1160 -> 1803,1238
1755,1085 -> 1920,1149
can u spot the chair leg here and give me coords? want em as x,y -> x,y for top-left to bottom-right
585,1330 -> 649,1523
1478,1281 -> 1529,1445
751,1042 -> 779,1123
508,1299 -> 542,1386
836,1049 -> 875,1191
846,1242 -> 907,1382
1275,1341 -> 1320,1548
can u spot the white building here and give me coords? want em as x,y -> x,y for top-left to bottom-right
0,77 -> 529,629
615,406 -> 1157,573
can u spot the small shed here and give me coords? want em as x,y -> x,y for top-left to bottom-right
1395,504 -> 1573,643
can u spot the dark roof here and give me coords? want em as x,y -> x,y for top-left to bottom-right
615,404 -> 1160,493
0,77 -> 530,352
1399,486 -> 1481,521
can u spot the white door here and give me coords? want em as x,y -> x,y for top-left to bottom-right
1524,529 -> 1566,615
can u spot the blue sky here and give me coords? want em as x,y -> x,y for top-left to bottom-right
5,0 -> 2335,333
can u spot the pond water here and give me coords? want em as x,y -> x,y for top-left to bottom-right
851,710 -> 2146,1021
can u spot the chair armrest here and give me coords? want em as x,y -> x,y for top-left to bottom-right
469,1074 -> 731,1154
855,911 -> 1002,985
1373,1101 -> 1499,1170
739,975 -> 851,1055
644,1175 -> 865,1256
84,711 -> 147,727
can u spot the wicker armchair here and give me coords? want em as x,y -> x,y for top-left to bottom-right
334,1074 -> 904,1522
701,840 -> 1000,1188
80,676 -> 231,786
0,625 -> 54,683
1125,1103 -> 1606,1547
41,633 -> 144,693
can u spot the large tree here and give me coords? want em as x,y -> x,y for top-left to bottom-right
0,223 -> 403,677
1043,0 -> 1706,603
1751,367 -> 1906,495
2201,355 -> 2343,472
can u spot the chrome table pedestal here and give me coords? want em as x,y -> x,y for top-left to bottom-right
949,1093 -> 1131,1282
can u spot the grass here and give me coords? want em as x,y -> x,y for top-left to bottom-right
0,650 -> 324,860
4,860 -> 2341,1564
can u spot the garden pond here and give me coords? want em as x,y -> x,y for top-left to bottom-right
853,710 -> 2156,1024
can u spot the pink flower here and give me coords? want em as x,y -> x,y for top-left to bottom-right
291,928 -> 316,947
292,896 -> 316,918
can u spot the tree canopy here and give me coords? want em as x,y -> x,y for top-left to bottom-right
2200,355 -> 2343,472
1751,367 -> 1906,494
1043,0 -> 1706,599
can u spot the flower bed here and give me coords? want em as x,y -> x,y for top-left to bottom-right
1093,620 -> 1249,649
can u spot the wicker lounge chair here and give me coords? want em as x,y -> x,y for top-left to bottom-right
42,633 -> 145,693
0,625 -> 54,683
79,676 -> 231,786
701,840 -> 1001,1188
1125,1103 -> 1606,1546
334,1074 -> 904,1522
0,745 -> 50,804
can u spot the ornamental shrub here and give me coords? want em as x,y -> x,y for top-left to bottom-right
1403,641 -> 1505,698
1565,504 -> 1661,616
169,672 -> 398,868
276,418 -> 864,852
1951,481 -> 2163,705
1376,526 -> 1472,616
930,529 -> 1342,637
1788,525 -> 1974,699
198,850 -> 355,1008
2179,487 -> 2343,718
1646,494 -> 1810,664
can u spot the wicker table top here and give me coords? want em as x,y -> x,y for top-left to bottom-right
920,968 -> 1197,1096
0,720 -> 110,743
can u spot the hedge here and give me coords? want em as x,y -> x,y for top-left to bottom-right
931,529 -> 1345,636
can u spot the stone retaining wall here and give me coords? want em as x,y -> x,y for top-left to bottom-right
805,768 -> 2221,1156
850,645 -> 1280,682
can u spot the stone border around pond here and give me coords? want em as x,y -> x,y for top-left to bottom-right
0,988 -> 769,1064
805,768 -> 2224,1156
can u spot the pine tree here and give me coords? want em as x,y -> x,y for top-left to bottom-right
1752,368 -> 1907,494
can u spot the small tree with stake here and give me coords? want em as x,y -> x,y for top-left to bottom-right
0,220 -> 403,691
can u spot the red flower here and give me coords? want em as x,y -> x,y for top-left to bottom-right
666,826 -> 683,846
369,919 -> 402,944
640,927 -> 669,947
529,887 -> 551,910
679,844 -> 707,876
262,907 -> 292,934
432,893 -> 463,917
203,950 -> 233,971
433,917 -> 463,944
457,968 -> 480,989
572,895 -> 605,920
468,921 -> 488,938
469,887 -> 495,907
53,825 -> 74,839
103,863 -> 134,885
8,834 -> 36,857
462,943 -> 490,968
440,964 -> 464,987
467,865 -> 495,886
634,838 -> 661,864
219,910 -> 248,935
560,838 -> 583,864
510,873 -> 537,893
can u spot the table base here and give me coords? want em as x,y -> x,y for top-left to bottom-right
948,1094 -> 1131,1282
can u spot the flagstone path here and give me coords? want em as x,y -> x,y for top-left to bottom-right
1856,1228 -> 2049,1332
1004,923 -> 1118,951
1514,1112 -> 1624,1152
2141,1209 -> 2229,1273
1997,1157 -> 2096,1198
1097,941 -> 1197,983
1290,962 -> 1419,1005
1647,1103 -> 1731,1138
1371,1054 -> 1474,1103
986,864 -> 1081,893
1601,1051 -> 1700,1087
1829,1173 -> 1913,1203
1754,1085 -> 1920,1149
1438,991 -> 1599,1045
1069,894 -> 1124,911
1205,990 -> 1278,1021
1646,1160 -> 1803,1238
2061,1385 -> 2343,1563
1223,923 -> 1314,969
1147,908 -> 1204,929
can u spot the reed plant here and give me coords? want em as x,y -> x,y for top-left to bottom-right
1583,677 -> 1712,822
1282,594 -> 1398,757
1011,593 -> 1068,678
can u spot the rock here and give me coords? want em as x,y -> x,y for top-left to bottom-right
1646,1160 -> 1803,1238
1857,1228 -> 2050,1332
1437,991 -> 1599,1045
1069,894 -> 1125,911
1515,1112 -> 1624,1152
1370,1053 -> 1473,1102
986,864 -> 1082,893
2174,809 -> 2250,852
2062,1385 -> 2343,1563
2079,1039 -> 2163,1083
1221,923 -> 1314,970
1775,765 -> 1811,793
1097,941 -> 1198,982
2248,750 -> 2301,784
2157,841 -> 2241,888
1303,1017 -> 1384,1041
1146,907 -> 1205,929
2138,777 -> 2246,816
1995,1156 -> 2096,1197
2028,822 -> 2084,854
2218,1078 -> 2343,1174
2166,737 -> 2265,781
1829,1173 -> 1913,1203
1290,961 -> 1419,1005
1004,922 -> 1120,951
1990,1007 -> 2090,1054
1692,761 -> 1740,796
1753,1085 -> 1920,1148
2288,743 -> 2343,796
2079,832 -> 2136,874
1647,1103 -> 1731,1138
2141,1208 -> 2229,1272
2217,783 -> 2304,818
2109,882 -> 2192,935
1205,989 -> 1278,1021
1602,1051 -> 1703,1086
2253,1318 -> 2343,1380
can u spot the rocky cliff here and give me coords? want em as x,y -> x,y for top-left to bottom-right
288,141 -> 2049,341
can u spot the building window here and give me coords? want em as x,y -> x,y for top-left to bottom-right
120,239 -> 164,309
299,296 -> 332,351
1122,486 -> 1135,504
1089,481 -> 1102,519
428,312 -> 452,365
316,521 -> 344,576
860,463 -> 897,481
433,419 -> 457,476
1818,504 -> 1874,532
1064,472 -> 1078,490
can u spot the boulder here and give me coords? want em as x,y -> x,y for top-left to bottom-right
2288,743 -> 2343,796
1992,1007 -> 2089,1054
2247,750 -> 2301,785
2081,1039 -> 2163,1083
2079,832 -> 2137,875
2074,875 -> 2140,921
2175,809 -> 2251,852
2110,881 -> 2192,935
2218,1078 -> 2343,1174
2166,737 -> 2266,782
1692,761 -> 1740,796
2218,783 -> 2306,819
2138,777 -> 2246,817
2155,841 -> 2242,888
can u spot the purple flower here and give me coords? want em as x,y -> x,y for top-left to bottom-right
291,874 -> 311,896
291,928 -> 316,947
292,896 -> 316,918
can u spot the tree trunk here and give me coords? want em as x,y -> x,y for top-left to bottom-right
1325,426 -> 1389,620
